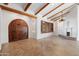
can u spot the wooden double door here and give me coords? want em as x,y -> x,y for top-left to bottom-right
9,19 -> 28,42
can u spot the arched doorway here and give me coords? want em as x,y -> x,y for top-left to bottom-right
9,19 -> 28,42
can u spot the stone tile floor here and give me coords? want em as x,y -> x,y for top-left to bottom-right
0,36 -> 79,56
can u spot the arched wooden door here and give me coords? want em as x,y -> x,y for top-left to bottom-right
9,19 -> 28,42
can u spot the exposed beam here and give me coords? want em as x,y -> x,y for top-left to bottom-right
24,3 -> 32,11
35,3 -> 49,15
0,5 -> 37,19
48,4 -> 74,19
4,3 -> 8,5
51,11 -> 70,21
43,3 -> 64,17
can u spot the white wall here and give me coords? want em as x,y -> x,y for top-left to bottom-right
77,5 -> 79,41
0,9 -> 36,44
53,21 -> 59,35
0,7 -> 2,50
36,14 -> 55,39
0,4 -> 37,44
54,5 -> 77,38
1,4 -> 78,44
0,4 -> 55,44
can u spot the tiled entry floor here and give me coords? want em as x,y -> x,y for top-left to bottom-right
0,36 -> 79,56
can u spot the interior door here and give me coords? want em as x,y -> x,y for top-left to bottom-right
9,19 -> 28,42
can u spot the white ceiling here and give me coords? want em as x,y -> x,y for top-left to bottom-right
26,3 -> 46,15
2,3 -> 75,21
8,3 -> 26,11
25,3 -> 75,20
38,3 -> 61,16
44,3 -> 74,18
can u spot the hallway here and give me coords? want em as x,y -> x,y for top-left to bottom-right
0,36 -> 79,56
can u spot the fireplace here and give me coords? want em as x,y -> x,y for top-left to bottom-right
67,32 -> 70,36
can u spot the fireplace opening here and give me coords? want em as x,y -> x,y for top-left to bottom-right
67,32 -> 70,36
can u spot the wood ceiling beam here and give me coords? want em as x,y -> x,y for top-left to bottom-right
43,3 -> 64,17
4,3 -> 8,5
24,3 -> 32,11
51,11 -> 70,21
35,3 -> 49,15
48,4 -> 74,19
0,5 -> 37,19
